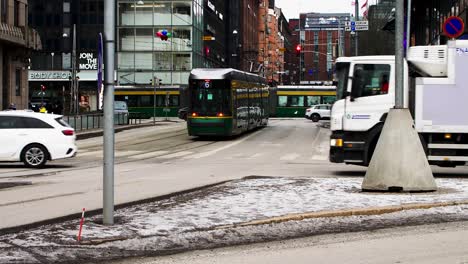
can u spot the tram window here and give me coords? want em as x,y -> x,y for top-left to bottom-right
307,96 -> 321,106
278,96 -> 287,107
322,96 -> 336,105
140,95 -> 152,107
288,96 -> 304,107
169,95 -> 179,106
127,96 -> 138,107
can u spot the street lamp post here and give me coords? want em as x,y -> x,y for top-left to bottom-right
63,24 -> 78,115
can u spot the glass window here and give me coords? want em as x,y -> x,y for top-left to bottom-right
15,69 -> 21,96
307,96 -> 320,106
23,117 -> 53,129
335,62 -> 350,100
119,28 -> 135,51
288,96 -> 304,107
172,2 -> 192,25
351,64 -> 391,98
0,116 -> 21,129
190,80 -> 231,115
118,52 -> 135,70
135,52 -> 153,69
135,28 -> 153,51
154,2 -> 171,25
118,2 -> 135,26
278,96 -> 287,107
140,95 -> 152,107
135,2 -> 153,25
63,2 -> 70,12
322,96 -> 336,105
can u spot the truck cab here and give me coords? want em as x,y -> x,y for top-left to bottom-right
330,40 -> 468,167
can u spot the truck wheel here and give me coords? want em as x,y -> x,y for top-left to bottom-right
21,144 -> 48,168
311,114 -> 320,122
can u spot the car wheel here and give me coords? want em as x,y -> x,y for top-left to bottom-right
21,144 -> 48,168
311,114 -> 320,122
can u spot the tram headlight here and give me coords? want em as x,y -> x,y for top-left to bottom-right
217,113 -> 224,117
191,112 -> 198,117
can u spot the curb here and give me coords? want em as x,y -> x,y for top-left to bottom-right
215,200 -> 468,229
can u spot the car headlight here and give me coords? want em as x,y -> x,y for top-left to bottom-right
330,138 -> 343,147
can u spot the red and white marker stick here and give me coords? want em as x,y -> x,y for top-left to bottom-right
77,208 -> 86,242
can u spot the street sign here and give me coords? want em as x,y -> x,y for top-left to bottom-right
203,36 -> 215,41
443,16 -> 465,39
345,25 -> 369,31
345,21 -> 368,27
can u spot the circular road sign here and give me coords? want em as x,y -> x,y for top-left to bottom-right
443,16 -> 465,39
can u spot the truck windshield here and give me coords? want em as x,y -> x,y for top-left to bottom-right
335,62 -> 350,100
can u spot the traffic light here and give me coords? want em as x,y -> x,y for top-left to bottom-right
40,84 -> 46,92
204,46 -> 210,56
295,44 -> 302,56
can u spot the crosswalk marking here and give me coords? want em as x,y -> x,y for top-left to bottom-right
280,153 -> 300,161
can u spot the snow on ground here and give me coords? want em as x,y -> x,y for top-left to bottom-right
1,176 -> 468,263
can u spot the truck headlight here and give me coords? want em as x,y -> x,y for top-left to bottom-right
330,138 -> 343,147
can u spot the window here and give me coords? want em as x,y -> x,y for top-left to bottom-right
14,0 -> 19,26
1,0 -> 7,23
278,96 -> 288,107
0,116 -> 20,129
307,96 -> 320,106
288,96 -> 304,107
15,69 -> 21,96
322,96 -> 336,105
351,64 -> 391,98
23,117 -> 53,129
63,2 -> 70,12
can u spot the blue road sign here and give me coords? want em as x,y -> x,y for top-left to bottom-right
351,21 -> 355,26
443,16 -> 465,38
308,69 -> 314,75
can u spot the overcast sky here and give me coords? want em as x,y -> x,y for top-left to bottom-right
275,0 -> 378,20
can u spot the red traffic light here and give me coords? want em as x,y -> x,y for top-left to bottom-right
40,85 -> 46,92
295,45 -> 302,56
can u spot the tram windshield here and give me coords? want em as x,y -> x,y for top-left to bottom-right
190,80 -> 232,116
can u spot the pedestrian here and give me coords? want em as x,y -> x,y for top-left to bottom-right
8,103 -> 16,110
39,104 -> 47,113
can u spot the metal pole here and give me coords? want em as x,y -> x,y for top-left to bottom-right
103,0 -> 115,225
72,24 -> 77,114
153,77 -> 156,125
395,0 -> 404,108
406,0 -> 412,51
355,0 -> 359,56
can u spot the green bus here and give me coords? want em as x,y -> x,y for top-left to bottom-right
275,85 -> 337,117
187,68 -> 270,137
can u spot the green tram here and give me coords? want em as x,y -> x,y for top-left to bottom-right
187,68 -> 270,137
275,85 -> 337,117
114,86 -> 181,118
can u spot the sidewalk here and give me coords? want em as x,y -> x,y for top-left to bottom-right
2,176 -> 468,263
75,117 -> 185,140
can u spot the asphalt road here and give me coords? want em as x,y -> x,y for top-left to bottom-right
110,221 -> 468,264
0,119 -> 342,230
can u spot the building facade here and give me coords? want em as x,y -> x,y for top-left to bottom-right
299,12 -> 352,82
29,0 -> 104,113
1,0 -> 41,110
117,0 -> 204,87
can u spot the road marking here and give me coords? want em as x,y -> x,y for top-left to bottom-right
78,151 -> 102,157
156,151 -> 194,159
189,129 -> 264,159
280,153 -> 300,161
115,151 -> 143,157
130,151 -> 169,159
310,155 -> 328,161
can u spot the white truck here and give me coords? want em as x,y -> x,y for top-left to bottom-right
329,40 -> 468,167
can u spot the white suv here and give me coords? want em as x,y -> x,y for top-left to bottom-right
0,111 -> 77,168
305,104 -> 331,122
